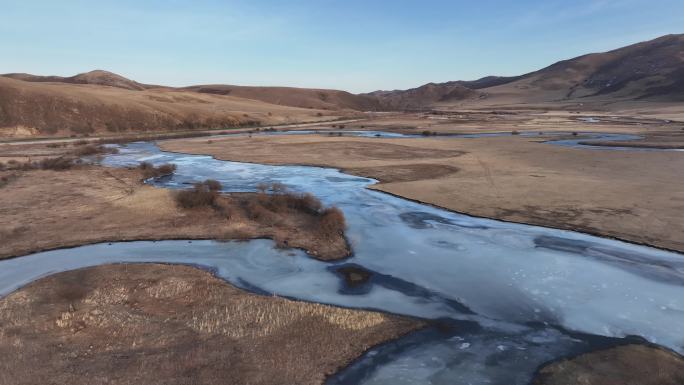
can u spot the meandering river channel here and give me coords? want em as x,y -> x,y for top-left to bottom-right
2,139 -> 683,384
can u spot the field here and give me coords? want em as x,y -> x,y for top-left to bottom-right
0,264 -> 421,385
0,154 -> 349,261
161,111 -> 684,252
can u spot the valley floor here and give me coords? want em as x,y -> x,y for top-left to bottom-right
161,111 -> 684,252
0,161 -> 348,261
0,264 -> 420,385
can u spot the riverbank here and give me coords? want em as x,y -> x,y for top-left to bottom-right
0,263 -> 422,385
160,131 -> 684,252
533,344 -> 684,385
0,165 -> 350,261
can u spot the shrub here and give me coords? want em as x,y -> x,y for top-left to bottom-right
156,163 -> 177,176
174,180 -> 220,209
0,173 -> 18,188
139,162 -> 177,178
73,139 -> 89,146
511,130 -> 520,135
39,157 -> 75,171
270,182 -> 288,194
421,130 -> 433,136
72,145 -> 100,156
245,199 -> 278,225
285,192 -> 322,214
572,132 -> 578,136
204,179 -> 222,191
320,207 -> 346,238
72,144 -> 118,157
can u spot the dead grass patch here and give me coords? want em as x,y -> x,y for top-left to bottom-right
0,264 -> 422,385
139,162 -> 177,179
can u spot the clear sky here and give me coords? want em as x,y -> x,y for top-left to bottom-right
1,0 -> 683,93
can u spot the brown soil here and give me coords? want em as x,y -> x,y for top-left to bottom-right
533,344 -> 684,385
0,165 -> 349,261
160,115 -> 684,252
0,264 -> 422,385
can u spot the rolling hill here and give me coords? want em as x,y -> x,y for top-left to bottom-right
2,70 -> 151,91
1,34 -> 682,137
365,82 -> 479,110
182,84 -> 381,111
0,76 -> 344,138
366,33 -> 684,108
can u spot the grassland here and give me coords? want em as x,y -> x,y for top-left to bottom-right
0,264 -> 421,385
0,159 -> 349,261
533,344 -> 684,385
160,111 -> 684,252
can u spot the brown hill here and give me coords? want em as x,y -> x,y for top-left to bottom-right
366,82 -> 479,110
1,71 -> 381,111
183,84 -> 381,111
0,76 -> 336,138
454,76 -> 523,90
479,34 -> 684,104
368,34 -> 684,108
2,70 -> 151,91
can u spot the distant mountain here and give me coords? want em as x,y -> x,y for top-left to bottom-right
183,84 -> 381,111
453,76 -> 523,90
1,70 -> 380,111
368,33 -> 684,108
0,75 -> 342,138
1,33 -> 682,138
2,70 -> 150,91
482,33 -> 684,103
364,82 -> 479,110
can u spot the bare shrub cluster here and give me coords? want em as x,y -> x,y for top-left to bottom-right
139,162 -> 177,179
72,144 -> 119,157
246,183 -> 346,238
0,173 -> 19,188
174,179 -> 222,209
0,157 -> 78,171
319,207 -> 346,238
171,180 -> 346,242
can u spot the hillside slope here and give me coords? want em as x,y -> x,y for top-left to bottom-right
365,82 -> 480,110
2,70 -> 152,91
0,76 -> 335,138
183,84 -> 381,111
477,34 -> 684,104
1,71 -> 380,111
367,34 -> 684,109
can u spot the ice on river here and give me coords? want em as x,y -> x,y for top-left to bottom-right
2,141 -> 682,385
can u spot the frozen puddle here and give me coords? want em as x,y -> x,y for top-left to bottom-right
2,142 -> 683,385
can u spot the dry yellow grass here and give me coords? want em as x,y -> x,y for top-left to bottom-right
0,264 -> 422,385
160,113 -> 684,252
533,344 -> 684,385
0,165 -> 349,260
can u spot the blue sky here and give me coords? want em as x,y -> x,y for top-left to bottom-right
1,0 -> 683,92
